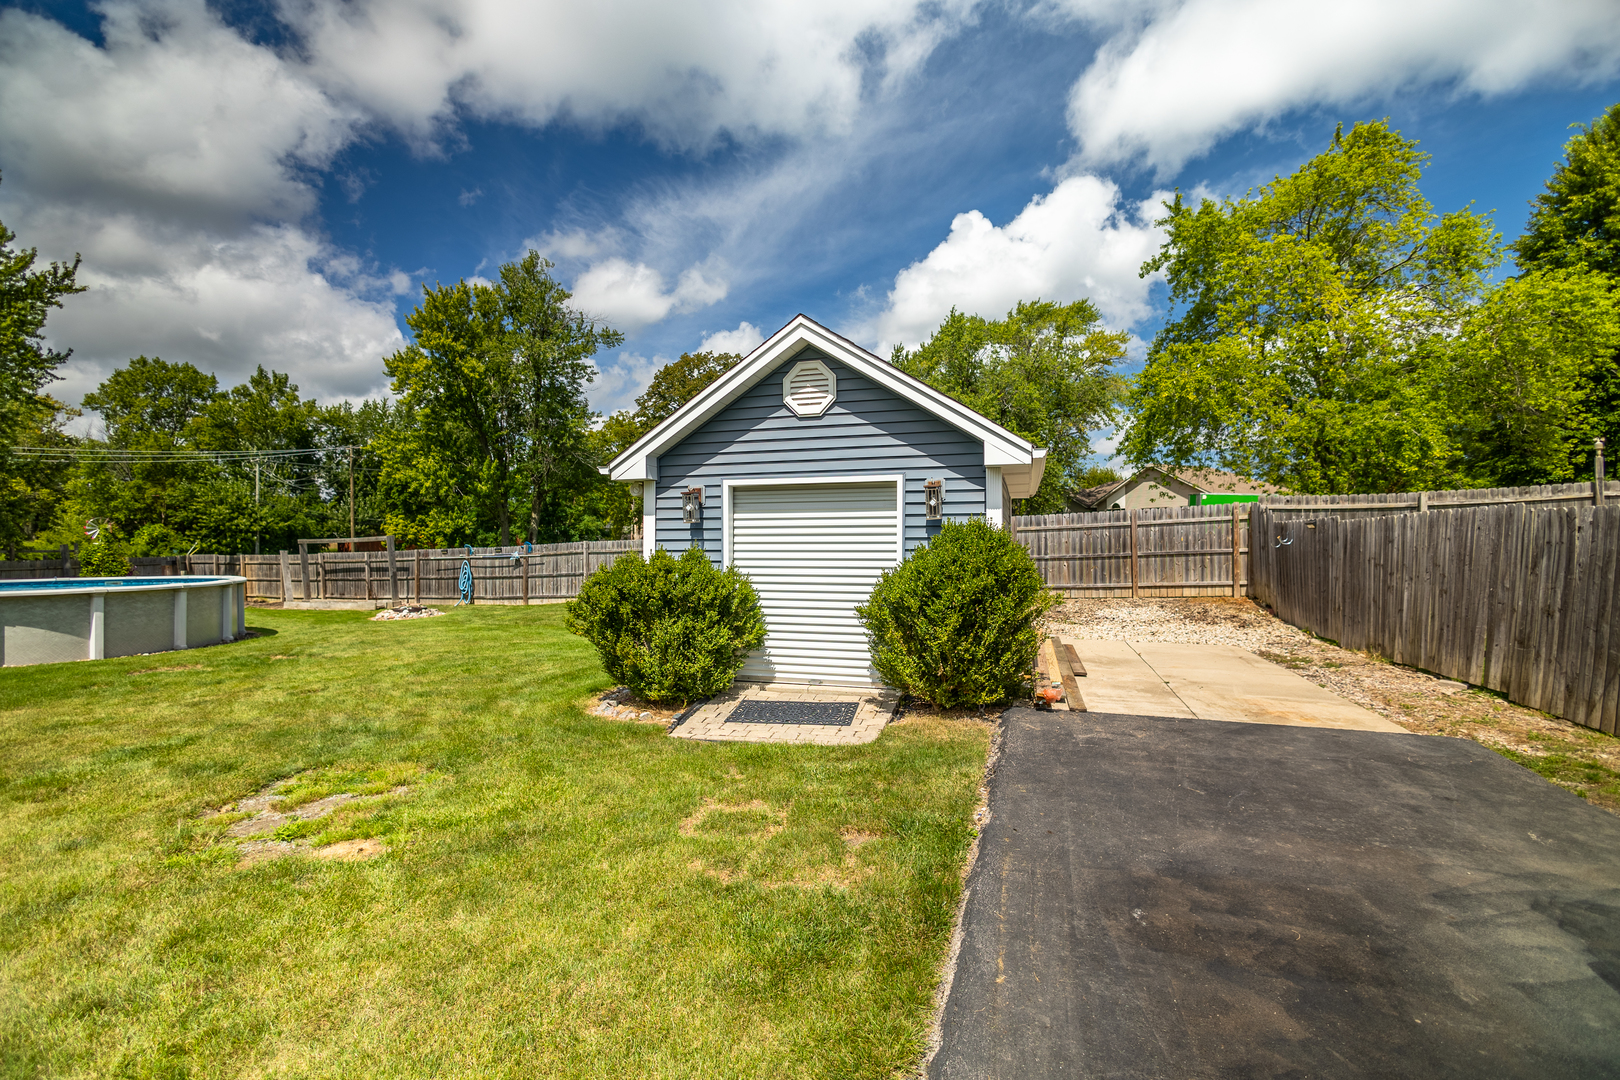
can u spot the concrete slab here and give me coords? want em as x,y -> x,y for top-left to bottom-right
930,709 -> 1620,1080
1064,638 -> 1404,732
1134,641 -> 1404,732
1058,638 -> 1194,718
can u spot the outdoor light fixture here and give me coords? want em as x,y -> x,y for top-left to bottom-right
682,487 -> 704,524
924,479 -> 944,520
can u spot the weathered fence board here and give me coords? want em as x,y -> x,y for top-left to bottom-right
1250,503 -> 1620,734
1012,504 -> 1250,598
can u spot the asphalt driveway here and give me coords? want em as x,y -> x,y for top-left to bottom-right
930,709 -> 1620,1079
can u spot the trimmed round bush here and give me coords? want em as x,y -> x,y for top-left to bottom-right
856,517 -> 1055,708
565,545 -> 766,704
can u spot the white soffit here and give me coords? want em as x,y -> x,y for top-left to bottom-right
608,315 -> 1043,482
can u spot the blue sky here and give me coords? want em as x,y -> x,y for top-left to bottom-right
2,0 -> 1618,450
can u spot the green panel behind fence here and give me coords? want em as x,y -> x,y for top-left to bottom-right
1189,493 -> 1260,506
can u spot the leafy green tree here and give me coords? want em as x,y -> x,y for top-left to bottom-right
890,301 -> 1127,512
77,357 -> 223,532
383,252 -> 622,546
1449,268 -> 1619,485
1121,119 -> 1597,494
0,187 -> 84,552
1513,102 -> 1620,477
67,359 -> 355,554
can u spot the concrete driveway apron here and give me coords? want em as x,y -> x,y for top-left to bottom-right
930,709 -> 1620,1080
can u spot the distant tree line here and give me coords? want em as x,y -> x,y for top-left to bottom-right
1,104 -> 1615,556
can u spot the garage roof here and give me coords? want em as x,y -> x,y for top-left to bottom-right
605,314 -> 1049,498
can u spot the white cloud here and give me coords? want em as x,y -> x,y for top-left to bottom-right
283,0 -> 978,151
1060,0 -> 1620,173
569,258 -> 728,333
698,322 -> 766,355
0,1 -> 354,229
34,211 -> 404,408
859,175 -> 1169,351
0,1 -> 403,407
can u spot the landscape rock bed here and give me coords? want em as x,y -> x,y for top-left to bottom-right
1045,597 -> 1620,814
585,686 -> 687,724
370,605 -> 444,621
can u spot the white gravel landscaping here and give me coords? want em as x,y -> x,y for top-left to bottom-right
1045,596 -> 1313,652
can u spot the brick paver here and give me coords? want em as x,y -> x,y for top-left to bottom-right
670,683 -> 898,745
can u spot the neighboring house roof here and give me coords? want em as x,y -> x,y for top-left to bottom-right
1071,465 -> 1277,510
605,314 -> 1049,498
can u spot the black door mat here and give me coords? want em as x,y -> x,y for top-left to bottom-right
723,700 -> 859,726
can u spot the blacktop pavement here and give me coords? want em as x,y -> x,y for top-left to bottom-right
929,709 -> 1620,1080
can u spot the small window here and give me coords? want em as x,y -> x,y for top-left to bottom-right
782,359 -> 836,417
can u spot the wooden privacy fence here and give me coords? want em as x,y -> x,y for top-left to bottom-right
1011,479 -> 1618,599
191,541 -> 641,603
1013,504 -> 1250,598
1249,503 -> 1620,734
0,542 -> 640,604
1260,479 -> 1616,515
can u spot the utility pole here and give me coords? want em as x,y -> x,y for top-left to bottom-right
254,458 -> 261,555
348,445 -> 356,549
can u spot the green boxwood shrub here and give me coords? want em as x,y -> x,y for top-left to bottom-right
856,517 -> 1055,708
566,546 -> 766,704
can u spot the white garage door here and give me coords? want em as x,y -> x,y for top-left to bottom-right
730,481 -> 900,686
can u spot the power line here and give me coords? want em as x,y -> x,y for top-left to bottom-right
11,445 -> 361,462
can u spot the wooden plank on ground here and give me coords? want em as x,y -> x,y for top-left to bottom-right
1051,638 -> 1086,711
1062,642 -> 1087,677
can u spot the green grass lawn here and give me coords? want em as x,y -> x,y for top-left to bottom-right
0,606 -> 990,1079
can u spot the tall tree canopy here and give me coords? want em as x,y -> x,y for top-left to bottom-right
69,359 -> 359,554
0,188 -> 83,552
1513,101 -> 1620,477
380,252 -> 622,547
1125,120 -> 1619,494
890,300 -> 1127,512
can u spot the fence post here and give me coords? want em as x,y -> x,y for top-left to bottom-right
1595,438 -> 1606,506
59,544 -> 70,577
1418,491 -> 1430,513
414,548 -> 422,604
1232,504 -> 1241,597
386,535 -> 398,603
279,550 -> 292,602
299,543 -> 312,605
521,553 -> 529,605
1129,509 -> 1140,599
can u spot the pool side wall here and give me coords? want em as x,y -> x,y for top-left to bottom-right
1,579 -> 246,667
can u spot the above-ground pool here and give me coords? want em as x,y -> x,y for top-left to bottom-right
0,576 -> 247,667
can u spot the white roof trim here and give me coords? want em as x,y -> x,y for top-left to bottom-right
608,315 -> 1044,484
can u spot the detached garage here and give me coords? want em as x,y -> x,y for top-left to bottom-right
606,315 -> 1047,688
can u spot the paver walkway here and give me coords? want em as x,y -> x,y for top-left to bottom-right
670,683 -> 897,744
1065,638 -> 1405,731
930,709 -> 1620,1079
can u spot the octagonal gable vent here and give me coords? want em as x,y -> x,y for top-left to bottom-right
783,359 -> 836,418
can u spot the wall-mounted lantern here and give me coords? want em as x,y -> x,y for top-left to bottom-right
924,479 -> 944,521
682,487 -> 704,524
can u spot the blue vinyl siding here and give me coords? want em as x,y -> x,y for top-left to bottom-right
654,347 -> 986,562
